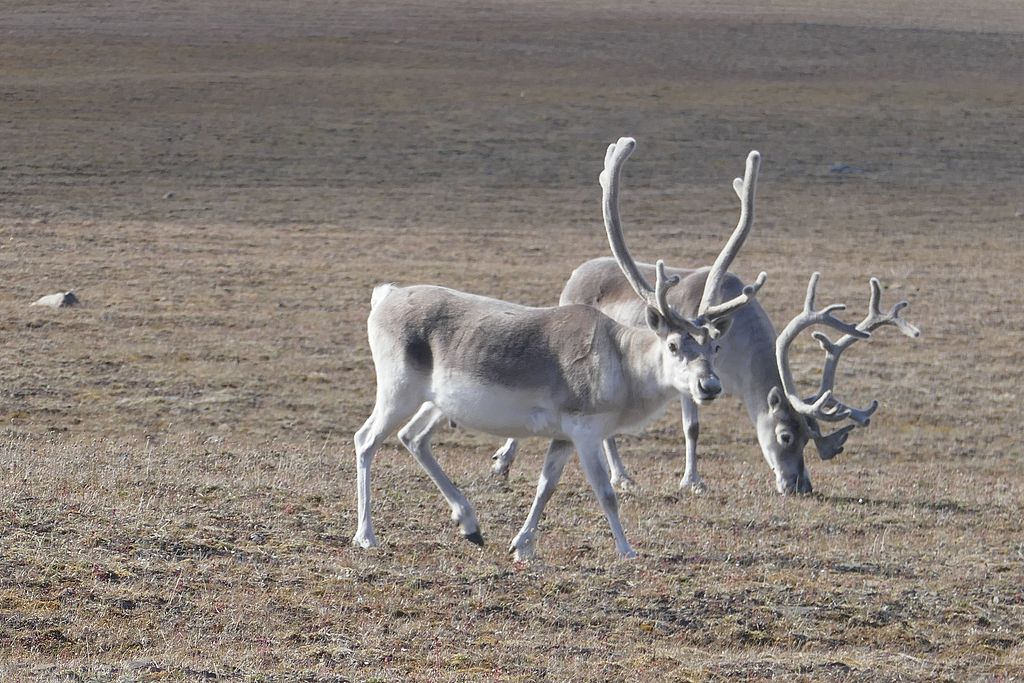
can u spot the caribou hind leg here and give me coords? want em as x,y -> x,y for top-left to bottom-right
602,438 -> 637,492
398,403 -> 484,546
490,438 -> 519,479
353,393 -> 422,549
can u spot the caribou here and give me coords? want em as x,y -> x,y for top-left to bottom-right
352,137 -> 765,560
489,165 -> 920,495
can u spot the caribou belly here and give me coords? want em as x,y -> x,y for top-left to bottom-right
430,379 -> 564,439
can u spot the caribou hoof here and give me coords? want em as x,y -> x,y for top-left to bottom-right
352,531 -> 379,549
680,477 -> 707,495
509,533 -> 537,562
463,529 -> 485,547
490,440 -> 518,479
612,476 -> 638,494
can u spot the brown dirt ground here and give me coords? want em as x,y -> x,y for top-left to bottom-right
0,1 -> 1022,681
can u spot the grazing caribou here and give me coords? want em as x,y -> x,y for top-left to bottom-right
490,172 -> 920,495
352,137 -> 765,560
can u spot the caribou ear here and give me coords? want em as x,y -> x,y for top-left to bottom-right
645,307 -> 668,336
767,386 -> 786,414
711,317 -> 733,339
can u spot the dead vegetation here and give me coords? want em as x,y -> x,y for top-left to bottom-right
0,0 -> 1022,680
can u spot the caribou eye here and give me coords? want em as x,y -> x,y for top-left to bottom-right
667,341 -> 679,354
778,431 -> 794,446
714,344 -> 722,353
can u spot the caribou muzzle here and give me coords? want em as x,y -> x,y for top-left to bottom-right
694,376 -> 723,403
775,463 -> 813,495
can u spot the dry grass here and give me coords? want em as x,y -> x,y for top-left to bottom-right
1,1 -> 1023,681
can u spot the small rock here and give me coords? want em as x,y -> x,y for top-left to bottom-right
30,290 -> 79,308
830,162 -> 865,174
1014,208 -> 1023,218
164,191 -> 175,199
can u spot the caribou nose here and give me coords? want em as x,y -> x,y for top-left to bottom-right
699,377 -> 722,398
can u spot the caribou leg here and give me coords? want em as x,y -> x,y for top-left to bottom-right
490,438 -> 519,479
678,396 -> 707,494
509,440 -> 573,561
602,438 -> 637,492
353,395 -> 422,548
576,436 -> 637,559
397,403 -> 483,546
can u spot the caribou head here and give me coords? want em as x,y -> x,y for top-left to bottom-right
766,272 -> 921,493
600,138 -> 766,405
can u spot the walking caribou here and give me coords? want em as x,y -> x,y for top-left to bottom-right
352,137 -> 766,559
489,163 -> 920,495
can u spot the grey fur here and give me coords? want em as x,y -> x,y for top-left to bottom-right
573,257 -> 812,491
563,258 -> 782,414
371,285 -> 629,415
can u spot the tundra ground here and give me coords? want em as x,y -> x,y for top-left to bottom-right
0,1 -> 1022,680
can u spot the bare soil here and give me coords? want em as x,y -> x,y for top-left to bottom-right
0,1 -> 1022,680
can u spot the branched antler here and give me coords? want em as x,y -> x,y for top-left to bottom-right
775,273 -> 870,423
696,151 -> 769,335
806,418 -> 856,461
600,139 -> 772,341
810,277 -> 921,424
600,137 -> 702,336
701,271 -> 768,321
776,274 -> 920,459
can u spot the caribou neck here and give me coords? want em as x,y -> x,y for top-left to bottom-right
719,307 -> 787,424
612,325 -> 680,418
741,358 -> 786,424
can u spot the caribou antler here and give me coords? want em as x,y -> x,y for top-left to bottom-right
777,273 -> 920,459
696,151 -> 769,333
775,273 -> 870,423
806,418 -> 856,461
809,277 -> 921,424
600,138 -> 702,336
